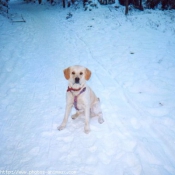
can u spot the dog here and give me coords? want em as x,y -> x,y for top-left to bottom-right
58,65 -> 104,134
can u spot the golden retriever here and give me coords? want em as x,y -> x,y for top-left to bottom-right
58,65 -> 104,134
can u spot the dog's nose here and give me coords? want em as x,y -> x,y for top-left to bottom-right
75,77 -> 80,84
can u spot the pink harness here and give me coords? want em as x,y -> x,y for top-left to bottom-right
67,87 -> 86,110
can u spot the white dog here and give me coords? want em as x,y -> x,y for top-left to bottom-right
58,65 -> 104,134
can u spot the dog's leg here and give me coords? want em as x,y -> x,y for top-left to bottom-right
97,99 -> 104,124
84,106 -> 90,134
71,111 -> 82,119
71,112 -> 79,119
58,104 -> 72,131
92,98 -> 104,124
98,112 -> 104,124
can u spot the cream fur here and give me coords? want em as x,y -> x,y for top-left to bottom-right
58,65 -> 104,134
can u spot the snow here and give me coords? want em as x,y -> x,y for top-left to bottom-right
0,1 -> 175,174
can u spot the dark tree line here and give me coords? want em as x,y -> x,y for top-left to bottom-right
67,0 -> 175,10
119,0 -> 175,13
1,0 -> 175,17
119,0 -> 143,12
146,0 -> 175,9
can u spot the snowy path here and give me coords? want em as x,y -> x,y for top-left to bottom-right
1,2 -> 175,175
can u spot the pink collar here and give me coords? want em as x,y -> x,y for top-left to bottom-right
67,87 -> 81,92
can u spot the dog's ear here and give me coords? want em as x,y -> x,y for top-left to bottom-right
64,67 -> 70,80
85,68 -> 91,80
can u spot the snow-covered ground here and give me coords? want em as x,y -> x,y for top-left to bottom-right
0,1 -> 175,174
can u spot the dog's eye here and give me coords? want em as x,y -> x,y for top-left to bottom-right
80,72 -> 83,75
72,72 -> 75,75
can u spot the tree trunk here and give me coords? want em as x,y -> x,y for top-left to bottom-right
139,0 -> 143,10
125,0 -> 129,15
63,0 -> 65,8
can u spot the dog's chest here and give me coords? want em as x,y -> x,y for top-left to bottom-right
69,87 -> 87,111
73,95 -> 85,111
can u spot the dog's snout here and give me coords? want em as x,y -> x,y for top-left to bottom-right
75,77 -> 80,84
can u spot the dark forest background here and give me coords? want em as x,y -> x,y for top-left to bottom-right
1,0 -> 175,17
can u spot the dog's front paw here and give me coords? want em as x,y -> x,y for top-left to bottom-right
58,125 -> 66,131
84,125 -> 90,134
98,117 -> 104,124
71,113 -> 78,120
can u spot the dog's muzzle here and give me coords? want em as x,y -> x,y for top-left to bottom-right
75,77 -> 80,84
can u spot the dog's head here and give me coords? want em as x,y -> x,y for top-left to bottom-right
63,65 -> 91,88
